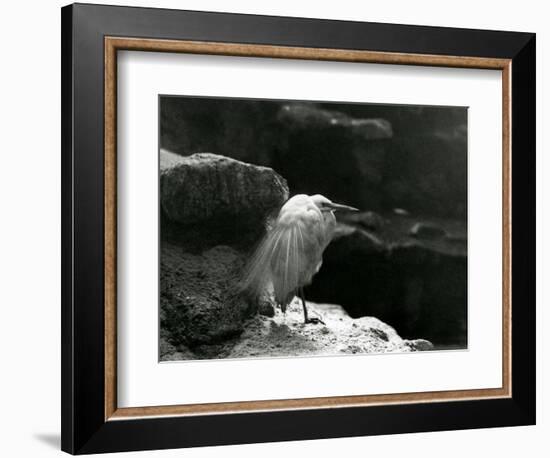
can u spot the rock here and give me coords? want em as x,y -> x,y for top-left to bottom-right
160,148 -> 187,170
221,301 -> 429,359
161,152 -> 288,225
160,97 -> 281,165
160,98 -> 467,219
305,221 -> 467,348
258,298 -> 275,317
405,339 -> 434,351
158,152 -> 290,350
337,211 -> 386,231
278,104 -> 392,140
160,242 -> 256,347
330,224 -> 386,256
159,335 -> 196,361
382,132 -> 467,219
160,297 -> 435,360
273,104 -> 392,212
409,222 -> 448,240
160,152 -> 289,248
159,334 -> 178,358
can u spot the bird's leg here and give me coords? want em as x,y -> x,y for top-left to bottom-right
300,288 -> 309,323
299,288 -> 325,325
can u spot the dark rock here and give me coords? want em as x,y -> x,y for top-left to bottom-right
160,97 -> 467,219
382,132 -> 467,219
161,152 -> 288,225
159,335 -> 196,361
160,243 -> 256,347
337,210 -> 386,231
160,97 -> 281,166
159,335 -> 178,358
330,224 -> 386,256
159,152 -> 290,350
305,222 -> 467,347
409,222 -> 448,240
273,104 -> 392,212
258,299 -> 275,317
275,103 -> 467,219
277,104 -> 392,140
161,152 -> 289,249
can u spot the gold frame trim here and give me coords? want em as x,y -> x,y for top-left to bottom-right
104,37 -> 512,421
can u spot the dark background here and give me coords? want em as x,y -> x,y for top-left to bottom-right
160,96 -> 468,348
161,96 -> 468,219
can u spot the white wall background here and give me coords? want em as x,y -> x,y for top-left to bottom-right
0,1 -> 544,456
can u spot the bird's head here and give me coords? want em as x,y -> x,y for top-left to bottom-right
311,194 -> 359,213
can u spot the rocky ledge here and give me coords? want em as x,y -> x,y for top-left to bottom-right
161,300 -> 433,361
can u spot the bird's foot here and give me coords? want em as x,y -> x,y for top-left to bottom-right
305,317 -> 325,325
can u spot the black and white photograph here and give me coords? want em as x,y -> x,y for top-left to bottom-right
0,0 -> 543,457
159,96 -> 468,361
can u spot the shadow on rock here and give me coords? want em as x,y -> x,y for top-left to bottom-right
306,222 -> 467,348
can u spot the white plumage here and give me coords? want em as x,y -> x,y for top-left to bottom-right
241,194 -> 357,323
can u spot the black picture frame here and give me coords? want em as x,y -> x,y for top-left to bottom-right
61,3 -> 535,454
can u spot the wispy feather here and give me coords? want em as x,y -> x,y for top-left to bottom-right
239,194 -> 357,318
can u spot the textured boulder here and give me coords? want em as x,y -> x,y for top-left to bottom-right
161,152 -> 289,248
160,242 -> 255,347
161,152 -> 288,225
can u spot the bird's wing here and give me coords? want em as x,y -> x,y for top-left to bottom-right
239,216 -> 322,311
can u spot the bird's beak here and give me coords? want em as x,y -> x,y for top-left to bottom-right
326,202 -> 359,212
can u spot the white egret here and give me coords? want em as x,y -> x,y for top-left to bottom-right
241,194 -> 358,324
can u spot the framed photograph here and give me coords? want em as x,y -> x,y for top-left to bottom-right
61,3 -> 536,454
